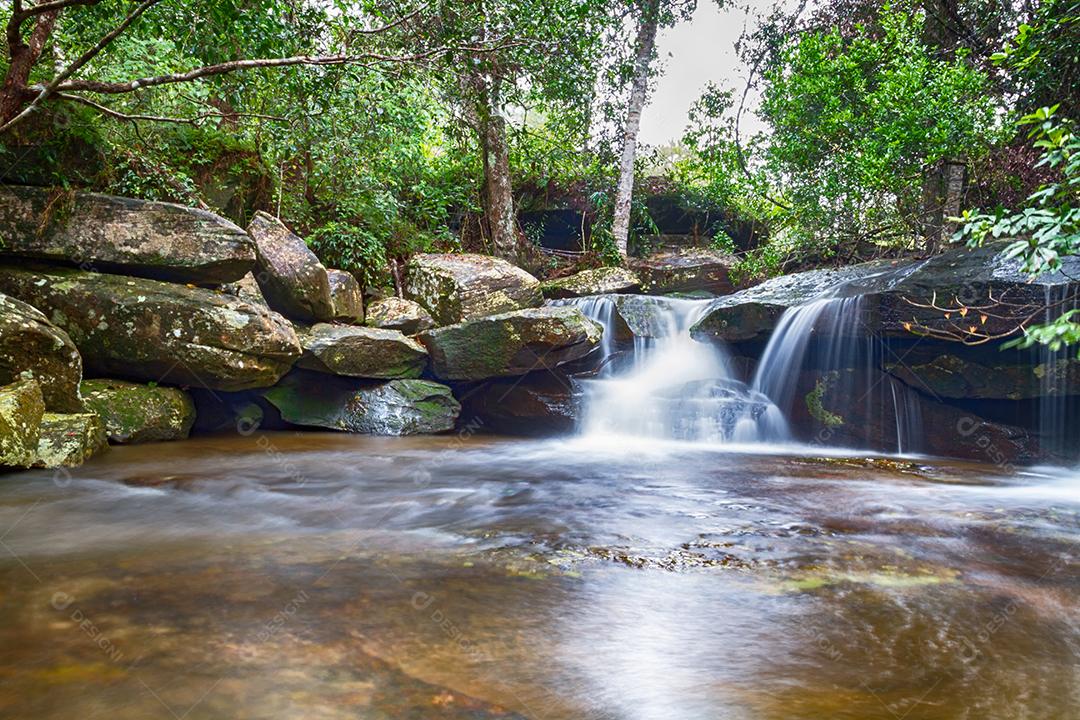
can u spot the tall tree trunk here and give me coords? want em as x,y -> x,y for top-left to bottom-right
481,105 -> 520,263
612,0 -> 660,261
0,10 -> 60,124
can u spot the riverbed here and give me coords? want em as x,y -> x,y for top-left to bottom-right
1,432 -> 1078,719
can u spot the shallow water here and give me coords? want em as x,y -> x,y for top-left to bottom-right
1,432 -> 1078,719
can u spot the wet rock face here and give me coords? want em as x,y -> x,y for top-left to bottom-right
405,253 -> 543,325
0,292 -> 84,412
0,186 -> 254,284
887,355 -> 1080,400
463,370 -> 579,436
365,296 -> 435,335
326,269 -> 364,324
80,379 -> 196,444
418,306 -> 603,381
263,369 -> 459,435
540,267 -> 641,299
34,411 -> 108,468
0,264 -> 301,392
296,324 -> 427,379
247,212 -> 335,323
630,248 -> 738,295
0,377 -> 44,468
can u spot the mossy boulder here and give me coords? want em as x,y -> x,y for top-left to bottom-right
630,248 -> 737,295
247,212 -> 335,322
0,292 -> 84,411
418,306 -> 602,381
263,369 -> 459,435
0,264 -> 301,391
80,379 -> 196,443
0,377 -> 45,468
405,253 -> 543,325
540,267 -> 641,299
0,186 -> 255,284
365,296 -> 435,335
34,411 -> 108,468
326,269 -> 364,324
296,324 -> 428,379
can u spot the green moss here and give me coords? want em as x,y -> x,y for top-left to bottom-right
0,377 -> 45,468
805,371 -> 844,427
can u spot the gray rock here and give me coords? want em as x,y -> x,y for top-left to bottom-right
247,211 -> 335,322
541,267 -> 641,299
297,324 -> 427,379
365,296 -> 435,335
0,376 -> 44,468
327,269 -> 364,323
0,291 -> 84,411
631,248 -> 737,295
0,186 -> 254,284
221,272 -> 268,307
463,370 -> 579,436
34,411 -> 108,468
405,253 -> 543,325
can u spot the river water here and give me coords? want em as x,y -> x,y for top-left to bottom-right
1,433 -> 1078,719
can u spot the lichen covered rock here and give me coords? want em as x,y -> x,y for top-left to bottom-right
630,248 -> 737,295
405,253 -> 543,325
0,376 -> 45,468
0,264 -> 301,391
263,370 -> 459,435
327,269 -> 364,324
365,296 -> 435,335
296,324 -> 427,379
80,379 -> 196,443
541,267 -> 641,299
0,186 -> 254,284
0,291 -> 84,411
418,306 -> 602,381
34,411 -> 108,468
221,272 -> 268,307
247,211 -> 335,322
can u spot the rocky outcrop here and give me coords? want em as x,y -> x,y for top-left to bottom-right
263,370 -> 459,435
462,371 -> 579,436
0,292 -> 83,412
541,267 -> 641,299
296,324 -> 427,379
0,264 -> 301,391
365,296 -> 435,335
81,379 -> 196,443
221,272 -> 268,307
631,248 -> 737,295
34,411 -> 108,468
0,377 -> 44,468
887,355 -> 1080,400
418,306 -> 602,381
0,186 -> 254,284
327,269 -> 364,324
247,211 -> 335,322
405,253 -> 543,325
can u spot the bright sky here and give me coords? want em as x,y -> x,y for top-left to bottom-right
638,2 -> 767,147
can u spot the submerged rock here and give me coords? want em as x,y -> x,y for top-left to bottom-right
263,370 -> 459,435
0,291 -> 84,411
296,324 -> 427,379
326,269 -> 364,324
463,370 -> 579,436
80,379 -> 196,443
0,264 -> 301,391
34,411 -> 108,468
405,253 -> 543,325
365,296 -> 435,335
631,248 -> 737,295
247,211 -> 335,322
418,306 -> 602,381
0,377 -> 45,468
541,267 -> 641,299
0,186 -> 254,284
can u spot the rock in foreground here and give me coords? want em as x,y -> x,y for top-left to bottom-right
463,371 -> 579,436
247,212 -> 335,322
0,186 -> 254,284
0,291 -> 84,411
541,267 -> 641,299
263,370 -> 459,435
405,253 -> 543,325
365,296 -> 435,335
326,269 -> 365,324
419,306 -> 602,381
0,377 -> 44,468
297,324 -> 427,379
0,264 -> 301,391
34,411 -> 108,468
81,379 -> 196,443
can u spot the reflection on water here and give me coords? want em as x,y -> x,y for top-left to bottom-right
0,433 -> 1078,719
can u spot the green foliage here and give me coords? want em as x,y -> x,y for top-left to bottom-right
306,222 -> 388,289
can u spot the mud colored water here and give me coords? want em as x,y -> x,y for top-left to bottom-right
1,433 -> 1078,719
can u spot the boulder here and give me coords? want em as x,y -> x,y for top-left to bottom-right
34,411 -> 108,468
540,267 -> 641,299
0,377 -> 44,468
0,264 -> 301,392
263,370 -> 459,435
418,306 -> 603,381
221,272 -> 268,308
887,355 -> 1080,401
80,379 -> 196,443
404,253 -> 543,325
365,296 -> 435,335
327,269 -> 364,324
0,186 -> 254,284
247,211 -> 335,322
0,291 -> 83,411
630,248 -> 737,295
296,324 -> 427,379
462,371 -> 579,436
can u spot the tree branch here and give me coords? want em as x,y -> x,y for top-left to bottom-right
55,91 -> 291,125
18,0 -> 99,18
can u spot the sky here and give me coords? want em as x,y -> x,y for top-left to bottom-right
638,2 -> 767,147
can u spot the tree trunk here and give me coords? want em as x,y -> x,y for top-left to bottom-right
0,10 -> 60,124
481,107 -> 520,263
612,0 -> 660,260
